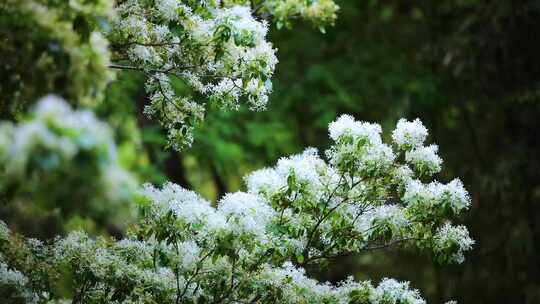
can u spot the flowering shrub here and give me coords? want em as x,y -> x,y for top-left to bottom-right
108,0 -> 338,150
0,96 -> 137,234
2,0 -> 338,148
0,114 -> 473,303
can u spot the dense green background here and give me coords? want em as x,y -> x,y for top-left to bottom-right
3,0 -> 540,302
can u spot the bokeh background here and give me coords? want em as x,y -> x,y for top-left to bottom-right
3,0 -> 540,302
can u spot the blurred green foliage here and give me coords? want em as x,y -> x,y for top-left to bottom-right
0,0 -> 114,119
0,96 -> 137,239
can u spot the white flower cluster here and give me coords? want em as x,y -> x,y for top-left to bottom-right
53,231 -> 177,301
329,114 -> 383,144
403,179 -> 471,216
327,114 -> 396,177
0,261 -> 39,303
218,192 -> 275,239
405,144 -> 443,176
355,205 -> 410,241
372,278 -> 425,304
434,223 -> 475,264
246,148 -> 333,203
245,167 -> 287,196
392,118 -> 428,150
0,96 -> 137,225
260,261 -> 334,302
0,217 -> 430,303
243,115 -> 473,262
3,0 -> 339,149
392,118 -> 443,176
140,182 -> 282,256
140,182 -> 228,238
107,0 -> 339,150
393,165 -> 415,188
110,1 -> 282,149
259,263 -> 426,303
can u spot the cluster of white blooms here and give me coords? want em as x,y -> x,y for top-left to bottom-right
402,179 -> 471,216
107,0 -> 338,149
434,223 -> 475,264
0,222 -> 48,303
392,118 -> 428,150
0,261 -> 39,303
392,118 -> 443,176
243,115 -> 474,264
327,114 -> 396,177
175,240 -> 202,271
405,144 -> 443,176
393,164 -> 415,188
439,179 -> 471,213
0,96 -> 137,226
218,192 -> 275,240
1,218 -> 431,303
258,263 -> 427,303
354,205 -> 410,241
140,182 -> 228,238
245,167 -> 287,196
275,148 -> 328,193
110,1 -> 278,149
329,114 -> 383,144
0,114 -> 473,303
372,278 -> 425,304
52,231 -> 178,302
259,261 -> 335,301
3,0 -> 338,148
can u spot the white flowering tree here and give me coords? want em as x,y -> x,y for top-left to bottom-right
2,0 -> 338,149
1,0 -> 474,303
0,110 -> 473,303
109,0 -> 338,149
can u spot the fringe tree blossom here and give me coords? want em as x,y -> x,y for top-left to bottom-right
1,114 -> 473,303
405,144 -> 443,176
392,118 -> 429,150
403,179 -> 471,219
110,1 -> 278,149
0,261 -> 39,303
372,278 -> 425,304
218,192 -> 276,240
0,96 -> 137,231
433,223 -> 475,264
109,0 -> 338,149
329,114 -> 383,144
3,0 -> 338,147
354,205 -> 410,241
392,118 -> 443,176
